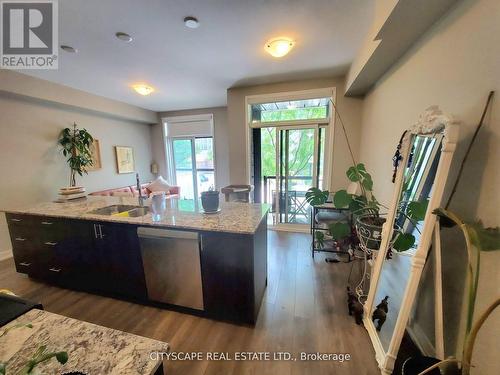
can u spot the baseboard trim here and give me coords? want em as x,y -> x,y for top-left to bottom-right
407,323 -> 435,357
0,249 -> 13,261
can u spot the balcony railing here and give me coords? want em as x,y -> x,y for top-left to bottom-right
262,175 -> 312,224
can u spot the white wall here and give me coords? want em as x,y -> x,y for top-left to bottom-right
151,107 -> 230,189
359,0 -> 500,372
0,73 -> 156,259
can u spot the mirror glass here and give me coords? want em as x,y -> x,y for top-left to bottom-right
372,133 -> 443,351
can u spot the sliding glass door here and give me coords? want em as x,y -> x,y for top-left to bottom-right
276,126 -> 319,227
172,137 -> 215,210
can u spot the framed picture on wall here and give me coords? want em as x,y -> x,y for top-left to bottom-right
87,139 -> 102,171
115,146 -> 135,174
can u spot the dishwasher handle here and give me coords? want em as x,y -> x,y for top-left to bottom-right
137,227 -> 198,240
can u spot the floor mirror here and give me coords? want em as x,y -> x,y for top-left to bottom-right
363,106 -> 459,374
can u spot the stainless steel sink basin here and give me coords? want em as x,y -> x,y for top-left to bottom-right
127,207 -> 150,217
89,205 -> 149,217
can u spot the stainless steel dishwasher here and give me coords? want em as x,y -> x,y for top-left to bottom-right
137,227 -> 204,310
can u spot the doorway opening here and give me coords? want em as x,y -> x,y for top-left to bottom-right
247,89 -> 335,230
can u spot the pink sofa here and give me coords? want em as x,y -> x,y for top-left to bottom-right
90,183 -> 180,198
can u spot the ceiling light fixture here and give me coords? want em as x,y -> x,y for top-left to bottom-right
184,16 -> 199,29
265,37 -> 295,58
116,32 -> 133,42
60,45 -> 77,53
132,84 -> 154,96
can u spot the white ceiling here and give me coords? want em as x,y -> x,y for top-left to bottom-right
22,0 -> 374,112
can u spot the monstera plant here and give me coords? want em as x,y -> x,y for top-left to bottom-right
306,163 -> 382,250
306,163 -> 427,253
58,123 -> 94,187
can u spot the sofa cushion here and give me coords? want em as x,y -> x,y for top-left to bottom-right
90,186 -> 133,196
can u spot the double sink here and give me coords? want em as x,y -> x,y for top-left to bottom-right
89,204 -> 149,218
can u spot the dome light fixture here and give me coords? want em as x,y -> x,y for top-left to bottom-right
116,32 -> 133,42
132,84 -> 154,96
60,45 -> 77,53
265,37 -> 295,58
184,16 -> 199,29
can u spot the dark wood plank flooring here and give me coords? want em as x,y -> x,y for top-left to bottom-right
0,231 -> 379,375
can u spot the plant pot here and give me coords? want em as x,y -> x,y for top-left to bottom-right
355,214 -> 386,251
201,190 -> 220,212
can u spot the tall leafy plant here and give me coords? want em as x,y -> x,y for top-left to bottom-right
58,123 -> 94,187
412,209 -> 500,375
306,162 -> 380,241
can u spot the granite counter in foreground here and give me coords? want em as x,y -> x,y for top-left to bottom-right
2,196 -> 270,234
0,309 -> 168,375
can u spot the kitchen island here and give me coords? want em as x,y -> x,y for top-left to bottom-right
3,197 -> 268,324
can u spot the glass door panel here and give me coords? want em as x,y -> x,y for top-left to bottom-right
277,127 -> 318,226
171,137 -> 216,211
172,139 -> 195,201
194,138 -> 215,193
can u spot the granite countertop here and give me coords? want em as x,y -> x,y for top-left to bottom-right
2,196 -> 269,234
0,309 -> 168,375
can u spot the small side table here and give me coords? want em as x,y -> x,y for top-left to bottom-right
310,202 -> 352,259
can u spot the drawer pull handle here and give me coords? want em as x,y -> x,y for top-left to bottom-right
20,262 -> 31,267
44,241 -> 58,246
11,218 -> 22,222
41,221 -> 53,225
15,237 -> 26,241
49,267 -> 61,273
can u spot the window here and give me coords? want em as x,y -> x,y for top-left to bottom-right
250,97 -> 330,124
163,114 -> 215,210
172,137 -> 215,206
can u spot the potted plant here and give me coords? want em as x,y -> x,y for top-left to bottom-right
58,123 -> 94,187
402,208 -> 500,375
306,161 -> 428,255
201,187 -> 220,212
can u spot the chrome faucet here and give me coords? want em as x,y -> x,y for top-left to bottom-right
136,173 -> 144,206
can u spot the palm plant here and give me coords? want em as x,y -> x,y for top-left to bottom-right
58,123 -> 94,187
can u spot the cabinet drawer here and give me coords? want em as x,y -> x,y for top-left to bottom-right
10,234 -> 36,252
34,217 -> 68,242
6,213 -> 31,226
14,260 -> 34,274
12,248 -> 34,274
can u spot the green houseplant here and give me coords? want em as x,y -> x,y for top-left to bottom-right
305,162 -> 427,253
403,209 -> 500,375
58,123 -> 94,187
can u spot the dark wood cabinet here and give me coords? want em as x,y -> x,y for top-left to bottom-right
200,220 -> 267,324
90,222 -> 146,299
7,213 -> 268,325
6,214 -> 146,300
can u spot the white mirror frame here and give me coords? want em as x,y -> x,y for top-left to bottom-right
363,106 -> 460,374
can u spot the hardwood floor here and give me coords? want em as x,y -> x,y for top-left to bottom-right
0,231 -> 379,375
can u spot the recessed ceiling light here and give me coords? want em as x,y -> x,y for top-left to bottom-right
184,16 -> 199,29
265,37 -> 295,58
116,32 -> 133,42
60,45 -> 77,53
132,84 -> 154,96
